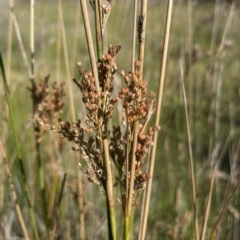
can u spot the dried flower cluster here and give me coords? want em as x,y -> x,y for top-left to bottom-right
73,45 -> 120,136
110,60 -> 160,205
52,119 -> 106,192
28,75 -> 66,142
109,124 -> 160,196
51,45 -> 160,207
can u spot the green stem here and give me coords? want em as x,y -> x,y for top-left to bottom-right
80,1 -> 116,238
107,197 -> 117,240
123,216 -> 129,240
103,140 -> 117,240
0,51 -> 40,240
95,0 -> 103,59
36,143 -> 47,223
95,1 -> 116,238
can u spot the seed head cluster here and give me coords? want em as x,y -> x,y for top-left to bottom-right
119,60 -> 148,124
28,75 -> 66,142
51,45 -> 160,206
52,119 -> 106,192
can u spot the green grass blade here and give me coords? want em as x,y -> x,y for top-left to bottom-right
0,51 -> 40,240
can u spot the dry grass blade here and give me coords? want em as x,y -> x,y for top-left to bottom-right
7,0 -> 14,81
56,0 -> 62,85
138,0 -> 148,73
187,0 -> 193,137
0,141 -> 30,240
131,0 -> 138,72
138,0 -> 173,239
209,179 -> 240,240
79,0 -> 99,89
77,174 -> 86,240
126,0 -> 141,223
59,0 -> 76,121
50,173 -> 67,240
9,0 -> 30,77
180,61 -> 199,240
216,2 -> 235,58
200,167 -> 217,240
30,0 -> 34,80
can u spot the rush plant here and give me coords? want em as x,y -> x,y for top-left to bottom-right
44,46 -> 160,239
39,0 -> 163,238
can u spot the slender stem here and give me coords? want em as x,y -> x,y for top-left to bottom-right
79,1 -> 116,239
71,2 -> 81,76
0,141 -> 30,240
137,0 -> 148,238
138,0 -> 148,74
60,0 -> 76,122
7,0 -> 13,81
47,175 -> 59,222
9,0 -> 30,77
187,0 -> 193,140
209,180 -> 240,240
200,167 -> 217,240
210,0 -> 221,53
180,61 -> 199,240
30,0 -> 34,81
103,139 -> 117,240
215,2 -> 235,59
127,123 -> 139,214
78,174 -> 85,240
138,1 -> 173,239
131,0 -> 137,72
51,173 -> 67,240
79,0 -> 100,91
123,216 -> 130,240
95,0 -> 103,60
56,0 -> 62,85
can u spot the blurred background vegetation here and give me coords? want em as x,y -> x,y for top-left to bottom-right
0,0 -> 240,239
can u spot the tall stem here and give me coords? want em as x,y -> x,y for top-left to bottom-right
95,0 -> 103,60
138,1 -> 173,239
79,1 -> 116,239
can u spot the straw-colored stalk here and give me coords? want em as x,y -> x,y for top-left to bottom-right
7,0 -> 14,81
138,1 -> 173,239
131,0 -> 138,72
78,173 -> 86,240
50,173 -> 67,240
210,0 -> 221,53
210,179 -> 240,239
59,0 -> 76,122
56,0 -> 62,85
138,0 -> 148,72
200,167 -> 217,240
180,61 -> 199,240
79,1 -> 116,239
71,2 -> 81,75
9,0 -> 30,77
187,0 -> 194,140
30,0 -> 35,80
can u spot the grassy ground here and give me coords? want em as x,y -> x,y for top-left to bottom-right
1,0 -> 240,239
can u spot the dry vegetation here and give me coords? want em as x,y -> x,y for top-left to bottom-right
0,0 -> 240,239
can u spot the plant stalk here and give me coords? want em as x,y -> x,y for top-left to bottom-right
138,1 -> 173,239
